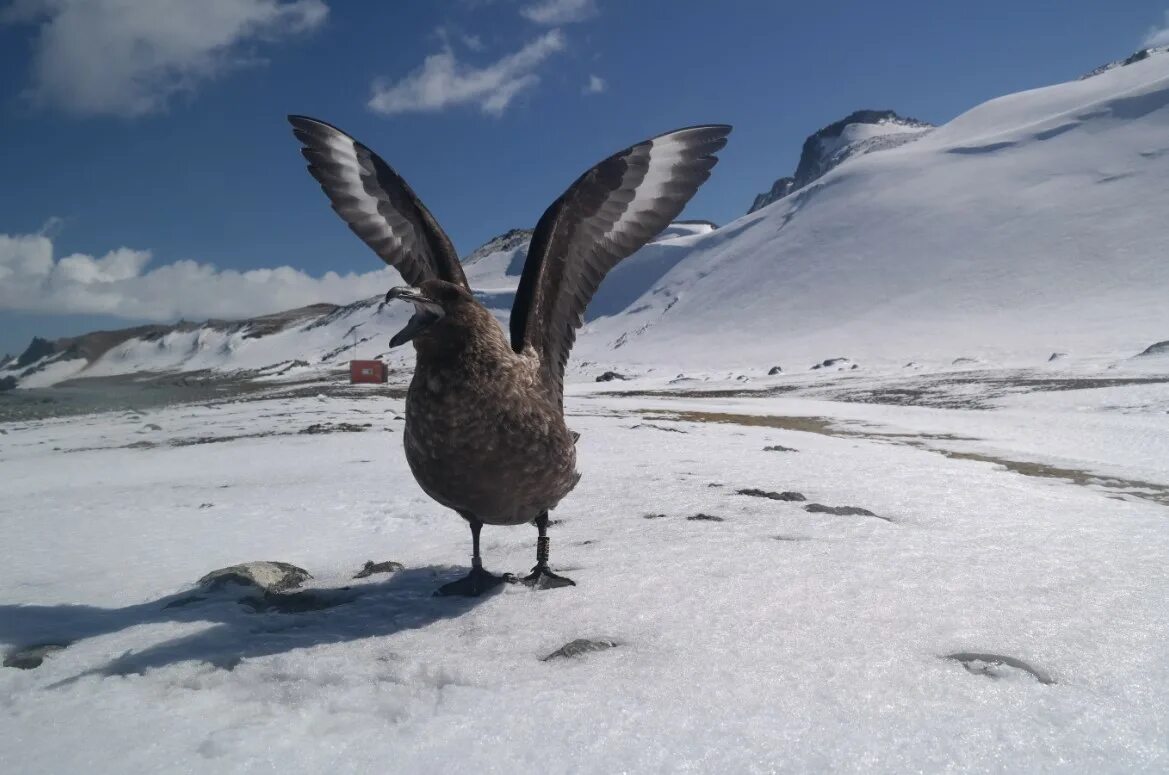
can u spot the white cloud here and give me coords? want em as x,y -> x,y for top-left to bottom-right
0,230 -> 398,321
582,74 -> 605,94
520,0 -> 596,25
368,29 -> 565,117
3,0 -> 328,117
1145,11 -> 1169,47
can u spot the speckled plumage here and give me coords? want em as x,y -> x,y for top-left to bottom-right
402,281 -> 580,526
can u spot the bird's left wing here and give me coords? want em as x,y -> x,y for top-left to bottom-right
288,115 -> 468,289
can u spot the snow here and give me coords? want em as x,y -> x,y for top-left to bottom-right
2,372 -> 1169,772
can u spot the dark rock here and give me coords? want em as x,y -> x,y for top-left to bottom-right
629,423 -> 686,433
687,513 -> 725,522
0,376 -> 17,392
944,652 -> 1054,685
763,445 -> 798,452
737,488 -> 806,502
300,422 -> 372,434
595,371 -> 628,382
198,503 -> 213,509
747,110 -> 932,213
198,561 -> 312,593
239,590 -> 354,614
803,503 -> 889,521
773,535 -> 812,542
1048,352 -> 1067,362
1137,340 -> 1169,357
15,337 -> 55,368
952,357 -> 980,366
542,638 -> 620,661
3,643 -> 69,670
354,560 -> 405,579
811,358 -> 852,370
142,423 -> 162,431
767,366 -> 783,375
642,513 -> 669,519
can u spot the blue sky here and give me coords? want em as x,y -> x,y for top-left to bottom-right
1,0 -> 1166,357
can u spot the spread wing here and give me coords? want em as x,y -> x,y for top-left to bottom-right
511,125 -> 731,397
288,115 -> 468,288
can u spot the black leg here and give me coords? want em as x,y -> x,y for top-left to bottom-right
521,513 -> 575,590
435,517 -> 508,597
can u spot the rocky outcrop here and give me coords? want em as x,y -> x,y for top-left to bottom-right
748,110 -> 933,213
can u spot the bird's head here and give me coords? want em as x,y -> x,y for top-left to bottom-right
381,279 -> 479,349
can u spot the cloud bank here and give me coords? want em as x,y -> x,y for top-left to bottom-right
520,0 -> 597,26
0,230 -> 397,322
368,29 -> 565,116
3,0 -> 328,117
1146,12 -> 1169,47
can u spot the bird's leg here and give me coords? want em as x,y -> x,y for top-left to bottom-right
435,518 -> 508,597
521,513 -> 576,590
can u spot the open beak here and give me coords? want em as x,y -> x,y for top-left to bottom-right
382,286 -> 444,347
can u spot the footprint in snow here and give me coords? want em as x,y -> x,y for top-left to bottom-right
542,638 -> 620,661
737,488 -> 806,502
945,652 -> 1055,685
803,503 -> 890,521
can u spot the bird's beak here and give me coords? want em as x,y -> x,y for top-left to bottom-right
383,286 -> 444,347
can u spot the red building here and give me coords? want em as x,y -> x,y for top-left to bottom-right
349,360 -> 387,384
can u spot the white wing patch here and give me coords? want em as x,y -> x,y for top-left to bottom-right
601,132 -> 691,245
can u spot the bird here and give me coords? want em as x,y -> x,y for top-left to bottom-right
288,115 -> 731,596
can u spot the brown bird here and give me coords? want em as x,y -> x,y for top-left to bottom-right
288,115 -> 731,595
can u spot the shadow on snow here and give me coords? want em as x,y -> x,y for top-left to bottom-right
0,566 -> 491,681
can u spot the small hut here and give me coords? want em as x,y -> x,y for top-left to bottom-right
349,360 -> 387,384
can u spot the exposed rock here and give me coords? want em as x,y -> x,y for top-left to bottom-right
1082,46 -> 1169,79
3,643 -> 69,670
299,422 -> 373,434
737,488 -> 806,502
1137,340 -> 1169,357
0,376 -> 16,392
198,561 -> 312,593
811,357 -> 853,371
542,638 -> 620,661
804,503 -> 889,521
354,560 -> 405,579
1048,352 -> 1067,362
763,445 -> 798,452
748,110 -> 933,213
642,513 -> 669,519
687,513 -> 725,522
945,652 -> 1054,685
951,357 -> 980,366
15,336 -> 55,368
142,423 -> 162,431
239,590 -> 353,614
595,371 -> 628,382
767,366 -> 783,375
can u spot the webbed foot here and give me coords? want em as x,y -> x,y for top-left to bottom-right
520,565 -> 576,590
435,566 -> 510,597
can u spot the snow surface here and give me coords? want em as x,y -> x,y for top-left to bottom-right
2,371 -> 1169,772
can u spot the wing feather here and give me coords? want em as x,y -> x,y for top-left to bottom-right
288,115 -> 467,289
511,125 -> 731,399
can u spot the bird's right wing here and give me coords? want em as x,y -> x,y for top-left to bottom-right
510,125 -> 731,398
288,115 -> 468,289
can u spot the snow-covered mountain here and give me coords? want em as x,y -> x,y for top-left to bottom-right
5,48 -> 1169,388
579,49 -> 1169,371
747,110 -> 933,213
